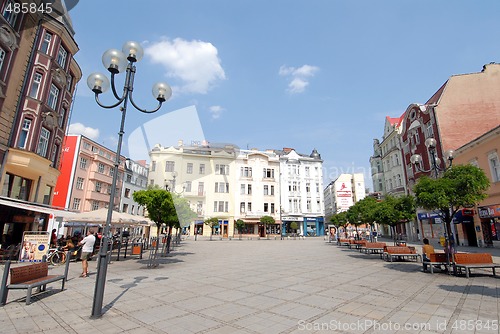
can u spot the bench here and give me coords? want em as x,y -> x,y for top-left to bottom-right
348,240 -> 367,249
383,246 -> 421,262
453,253 -> 500,278
360,242 -> 386,255
422,253 -> 449,274
0,253 -> 70,305
337,238 -> 351,246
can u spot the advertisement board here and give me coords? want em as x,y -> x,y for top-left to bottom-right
19,232 -> 50,262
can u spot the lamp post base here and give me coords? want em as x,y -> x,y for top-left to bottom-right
91,237 -> 110,318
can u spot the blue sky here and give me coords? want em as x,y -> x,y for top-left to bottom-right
68,1 -> 500,189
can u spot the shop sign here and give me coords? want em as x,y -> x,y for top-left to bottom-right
478,205 -> 500,218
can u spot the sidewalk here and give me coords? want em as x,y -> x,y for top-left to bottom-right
1,238 -> 499,333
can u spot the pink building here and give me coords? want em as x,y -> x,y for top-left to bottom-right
53,135 -> 125,212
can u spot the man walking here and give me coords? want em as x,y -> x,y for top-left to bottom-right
78,229 -> 96,278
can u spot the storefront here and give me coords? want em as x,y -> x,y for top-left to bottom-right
453,209 -> 477,247
478,204 -> 500,246
0,197 -> 72,249
417,211 -> 446,239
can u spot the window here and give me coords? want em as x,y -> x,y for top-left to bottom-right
95,181 -> 102,193
198,182 -> 204,195
263,168 -> 274,179
122,203 -> 129,213
489,153 -> 500,182
187,163 -> 193,174
306,183 -> 311,193
270,185 -> 275,196
307,200 -> 311,212
80,157 -> 88,169
37,127 -> 50,157
213,201 -> 229,212
2,0 -> 18,27
264,185 -> 269,195
59,107 -> 67,128
97,163 -> 105,173
305,166 -> 310,177
247,202 -> 252,212
185,181 -> 192,192
51,144 -> 59,167
17,119 -> 31,149
151,161 -> 156,172
216,164 -> 229,175
29,73 -> 42,98
91,200 -> 99,211
0,47 -> 5,73
165,161 -> 175,172
126,174 -> 132,183
426,123 -> 434,138
76,177 -> 84,190
247,184 -> 252,195
124,188 -> 130,198
56,46 -> 67,68
270,203 -> 275,214
264,203 -> 269,212
40,32 -> 52,54
215,182 -> 229,193
199,164 -> 205,174
241,167 -> 252,177
72,198 -> 81,210
48,84 -> 59,109
66,74 -> 73,92
240,202 -> 245,213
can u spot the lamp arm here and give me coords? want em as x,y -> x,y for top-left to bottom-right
94,93 -> 126,109
129,90 -> 163,113
110,72 -> 124,101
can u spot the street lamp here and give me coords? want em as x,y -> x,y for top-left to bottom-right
87,41 -> 171,318
410,137 -> 455,270
410,138 -> 454,178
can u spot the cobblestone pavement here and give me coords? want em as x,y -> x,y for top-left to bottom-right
0,237 -> 499,334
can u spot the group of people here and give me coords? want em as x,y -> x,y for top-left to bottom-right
50,229 -> 97,278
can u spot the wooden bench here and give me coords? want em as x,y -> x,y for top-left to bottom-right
0,254 -> 70,305
360,242 -> 386,255
348,240 -> 367,249
383,246 -> 421,262
337,238 -> 351,246
422,253 -> 449,274
453,253 -> 500,278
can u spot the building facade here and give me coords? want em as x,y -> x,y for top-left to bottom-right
120,159 -> 148,217
53,135 -> 125,213
278,148 -> 325,237
400,63 -> 500,244
148,143 -> 325,238
453,125 -> 500,247
0,1 -> 81,248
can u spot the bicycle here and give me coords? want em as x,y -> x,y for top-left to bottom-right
46,247 -> 67,265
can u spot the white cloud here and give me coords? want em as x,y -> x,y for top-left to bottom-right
279,64 -> 319,94
145,38 -> 226,95
209,105 -> 224,119
68,123 -> 100,140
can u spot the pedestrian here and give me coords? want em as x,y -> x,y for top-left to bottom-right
422,238 -> 434,269
77,229 -> 96,278
50,229 -> 57,248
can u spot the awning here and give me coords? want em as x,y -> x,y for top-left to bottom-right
0,197 -> 75,219
453,209 -> 475,224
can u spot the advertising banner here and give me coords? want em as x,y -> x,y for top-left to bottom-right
19,232 -> 50,262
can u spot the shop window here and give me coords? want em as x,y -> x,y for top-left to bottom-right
2,173 -> 32,201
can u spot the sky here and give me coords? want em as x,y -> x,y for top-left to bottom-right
66,0 -> 500,190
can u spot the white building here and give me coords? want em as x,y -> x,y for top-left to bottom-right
278,148 -> 325,236
147,142 -> 325,237
324,173 -> 366,215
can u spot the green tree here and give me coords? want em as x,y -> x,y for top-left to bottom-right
133,188 -> 176,261
260,215 -> 275,238
346,197 -> 378,239
372,195 -> 416,244
171,194 -> 197,245
413,164 -> 490,248
329,211 -> 349,238
234,219 -> 245,240
204,217 -> 219,241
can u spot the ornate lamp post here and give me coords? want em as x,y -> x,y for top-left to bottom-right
410,137 -> 455,269
87,41 -> 172,318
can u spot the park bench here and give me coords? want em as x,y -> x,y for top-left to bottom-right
348,240 -> 367,250
383,246 -> 421,262
360,242 -> 386,255
422,253 -> 449,274
338,238 -> 351,246
453,253 -> 500,278
0,254 -> 70,305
